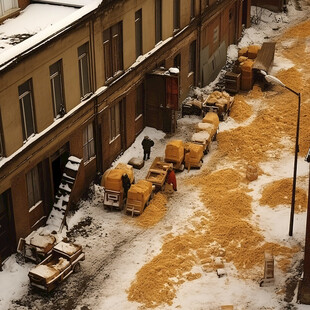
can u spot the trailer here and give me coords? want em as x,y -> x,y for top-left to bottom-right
145,157 -> 173,191
28,241 -> 85,292
202,91 -> 234,121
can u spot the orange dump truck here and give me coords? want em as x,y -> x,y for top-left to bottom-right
164,140 -> 185,171
101,163 -> 134,210
125,180 -> 154,216
184,142 -> 204,170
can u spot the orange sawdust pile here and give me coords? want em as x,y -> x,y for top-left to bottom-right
229,94 -> 253,123
281,19 -> 310,39
135,192 -> 168,228
128,169 -> 299,308
217,66 -> 310,163
259,178 -> 308,212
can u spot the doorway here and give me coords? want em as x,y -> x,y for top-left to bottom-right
51,144 -> 69,196
0,189 -> 15,262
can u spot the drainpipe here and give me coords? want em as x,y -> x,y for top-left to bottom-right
197,0 -> 202,87
89,15 -> 102,181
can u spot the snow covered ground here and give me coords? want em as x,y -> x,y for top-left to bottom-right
1,1 -> 310,310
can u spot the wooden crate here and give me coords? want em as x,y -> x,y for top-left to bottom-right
224,72 -> 240,93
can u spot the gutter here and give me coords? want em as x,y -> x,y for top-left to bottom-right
31,0 -> 84,9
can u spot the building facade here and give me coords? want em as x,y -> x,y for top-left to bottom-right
0,0 -> 251,263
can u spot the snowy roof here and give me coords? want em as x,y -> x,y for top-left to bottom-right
0,0 -> 102,71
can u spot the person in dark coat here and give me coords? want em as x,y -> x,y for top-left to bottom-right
141,136 -> 154,160
122,173 -> 131,197
166,167 -> 177,191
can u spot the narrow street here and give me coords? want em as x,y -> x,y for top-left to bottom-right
3,2 -> 310,309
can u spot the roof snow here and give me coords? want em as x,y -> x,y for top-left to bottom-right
0,0 -> 101,70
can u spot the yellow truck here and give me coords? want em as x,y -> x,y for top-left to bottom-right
191,112 -> 219,154
184,142 -> 204,171
125,180 -> 154,216
101,163 -> 134,210
164,140 -> 185,171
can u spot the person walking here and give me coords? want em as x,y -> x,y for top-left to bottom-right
141,136 -> 154,161
122,173 -> 131,198
166,167 -> 177,191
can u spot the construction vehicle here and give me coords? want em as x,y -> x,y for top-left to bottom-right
101,163 -> 134,210
125,180 -> 154,216
145,157 -> 173,191
28,241 -> 85,292
202,91 -> 234,121
164,140 -> 185,171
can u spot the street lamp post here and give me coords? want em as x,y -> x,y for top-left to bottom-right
261,71 -> 301,236
297,147 -> 310,304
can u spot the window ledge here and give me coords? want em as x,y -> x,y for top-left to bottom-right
109,134 -> 120,145
135,114 -> 143,122
188,72 -> 194,78
105,71 -> 124,86
84,155 -> 96,166
0,8 -> 20,24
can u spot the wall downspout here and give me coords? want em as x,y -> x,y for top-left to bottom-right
197,0 -> 202,87
89,16 -> 103,180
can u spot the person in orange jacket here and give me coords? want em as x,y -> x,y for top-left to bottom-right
166,167 -> 177,191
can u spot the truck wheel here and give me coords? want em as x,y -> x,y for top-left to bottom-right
73,262 -> 81,273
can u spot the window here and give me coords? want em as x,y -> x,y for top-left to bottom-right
155,0 -> 162,44
213,26 -> 219,44
78,42 -> 91,98
189,40 -> 196,73
50,60 -> 65,118
109,101 -> 120,141
103,22 -> 123,81
83,122 -> 95,162
135,83 -> 144,118
0,0 -> 18,16
190,0 -> 195,20
135,9 -> 142,59
26,165 -> 41,209
0,114 -> 4,158
18,79 -> 36,141
174,54 -> 181,69
173,0 -> 180,31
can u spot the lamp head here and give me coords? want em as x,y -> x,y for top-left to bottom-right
306,147 -> 310,163
264,74 -> 286,87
